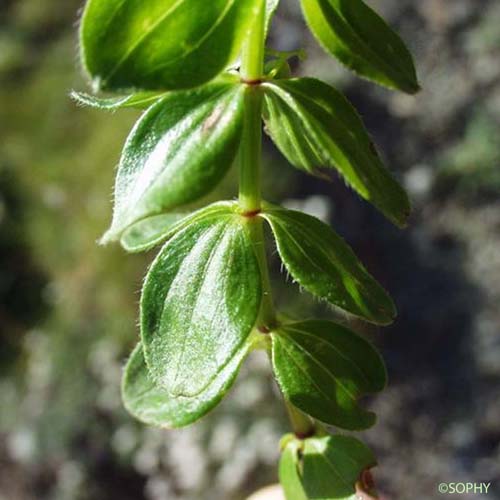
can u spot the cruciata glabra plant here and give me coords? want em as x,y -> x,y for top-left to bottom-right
74,0 -> 419,497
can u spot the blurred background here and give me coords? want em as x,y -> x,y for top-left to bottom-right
1,0 -> 499,498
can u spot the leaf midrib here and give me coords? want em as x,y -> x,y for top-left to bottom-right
104,0 -> 188,81
314,0 -> 415,89
116,86 -> 235,233
166,221 -> 230,396
267,212 -> 365,295
263,94 -> 317,170
284,324 -> 373,389
106,0 -> 237,82
144,0 -> 238,77
263,82 -> 370,196
277,331 -> 359,403
306,438 -> 355,491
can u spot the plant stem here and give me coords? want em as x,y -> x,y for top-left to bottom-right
239,0 -> 276,328
239,87 -> 263,213
240,0 -> 266,83
285,401 -> 316,439
239,0 -> 266,213
239,1 -> 315,437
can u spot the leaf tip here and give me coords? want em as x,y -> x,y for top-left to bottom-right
391,200 -> 412,229
368,297 -> 397,326
404,80 -> 422,95
394,212 -> 411,229
98,229 -> 117,246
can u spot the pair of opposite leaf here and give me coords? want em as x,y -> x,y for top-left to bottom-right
79,75 -> 410,246
78,0 -> 418,243
121,201 -> 387,430
80,0 -> 419,94
77,0 -> 419,434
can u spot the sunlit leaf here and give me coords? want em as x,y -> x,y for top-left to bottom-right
261,205 -> 396,324
120,200 -> 238,253
122,342 -> 251,427
70,90 -> 165,110
141,215 -> 262,399
272,320 -> 386,430
300,0 -> 419,93
262,78 -> 410,227
80,0 -> 262,91
120,213 -> 186,253
102,82 -> 245,243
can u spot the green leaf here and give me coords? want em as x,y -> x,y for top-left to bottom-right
271,320 -> 386,430
262,78 -> 410,227
301,435 -> 376,499
120,200 -> 238,253
279,434 -> 376,499
122,342 -> 251,427
300,0 -> 419,93
120,213 -> 186,253
280,440 -> 308,500
141,214 -> 262,399
70,90 -> 166,110
102,82 -> 245,243
261,206 -> 396,324
80,0 -> 261,91
264,58 -> 292,80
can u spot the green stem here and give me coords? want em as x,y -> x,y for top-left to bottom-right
239,87 -> 263,213
239,0 -> 266,213
240,0 -> 266,82
239,0 -> 315,438
239,0 -> 276,329
285,401 -> 316,439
